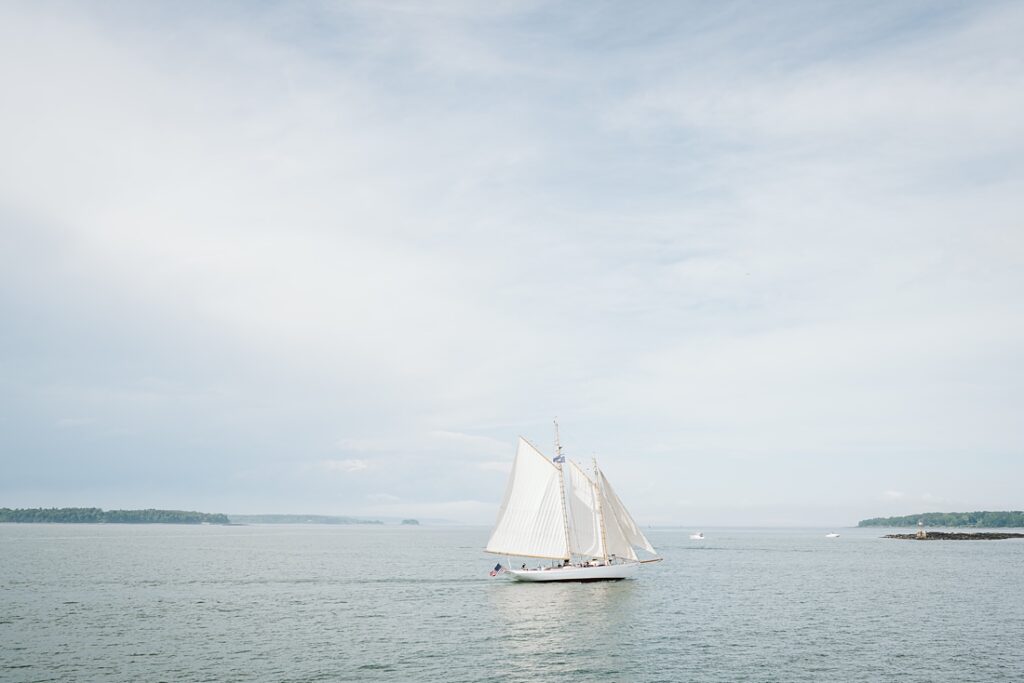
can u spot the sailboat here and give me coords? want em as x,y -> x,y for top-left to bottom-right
485,431 -> 661,582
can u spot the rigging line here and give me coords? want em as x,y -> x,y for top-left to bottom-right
520,436 -> 559,471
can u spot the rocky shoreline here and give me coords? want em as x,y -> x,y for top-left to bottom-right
884,532 -> 1024,540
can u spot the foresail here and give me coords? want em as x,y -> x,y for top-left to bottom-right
601,502 -> 639,561
485,438 -> 569,559
566,461 -> 603,559
598,469 -> 657,556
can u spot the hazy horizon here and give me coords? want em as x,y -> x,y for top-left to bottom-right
2,1 -> 1022,527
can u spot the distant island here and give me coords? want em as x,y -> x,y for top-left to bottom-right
859,511 -> 1024,528
0,507 -> 229,524
1,509 -> 429,526
227,514 -> 383,525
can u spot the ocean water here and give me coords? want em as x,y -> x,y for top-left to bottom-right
2,524 -> 1023,682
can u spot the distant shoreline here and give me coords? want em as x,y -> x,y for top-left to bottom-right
884,532 -> 1024,540
859,511 -> 1024,528
0,507 -> 229,524
226,514 -> 383,525
0,508 -> 421,525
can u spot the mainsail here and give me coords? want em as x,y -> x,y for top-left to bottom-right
485,438 -> 570,559
486,436 -> 658,563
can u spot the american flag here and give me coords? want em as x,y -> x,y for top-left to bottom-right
489,563 -> 505,577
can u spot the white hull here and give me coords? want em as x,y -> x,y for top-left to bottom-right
508,563 -> 639,582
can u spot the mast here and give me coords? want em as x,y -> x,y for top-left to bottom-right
554,419 -> 572,562
593,458 -> 609,563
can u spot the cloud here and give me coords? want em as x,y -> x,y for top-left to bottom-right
319,459 -> 369,473
56,417 -> 95,429
428,430 -> 509,457
365,493 -> 400,503
478,461 -> 512,473
336,438 -> 396,453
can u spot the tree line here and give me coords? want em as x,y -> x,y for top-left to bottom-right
0,507 -> 230,524
859,511 -> 1024,528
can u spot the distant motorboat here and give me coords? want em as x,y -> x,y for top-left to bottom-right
825,533 -> 840,538
689,532 -> 704,540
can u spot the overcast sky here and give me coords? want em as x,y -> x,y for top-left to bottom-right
2,1 -> 1022,526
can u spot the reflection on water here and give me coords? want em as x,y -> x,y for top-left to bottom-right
488,578 -> 639,676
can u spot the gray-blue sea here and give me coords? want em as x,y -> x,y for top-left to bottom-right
2,524 -> 1023,682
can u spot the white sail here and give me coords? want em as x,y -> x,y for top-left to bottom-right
566,461 -> 603,559
485,438 -> 569,559
598,469 -> 657,556
600,494 -> 638,561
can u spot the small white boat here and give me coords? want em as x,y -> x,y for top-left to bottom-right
825,532 -> 840,538
689,532 -> 704,540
